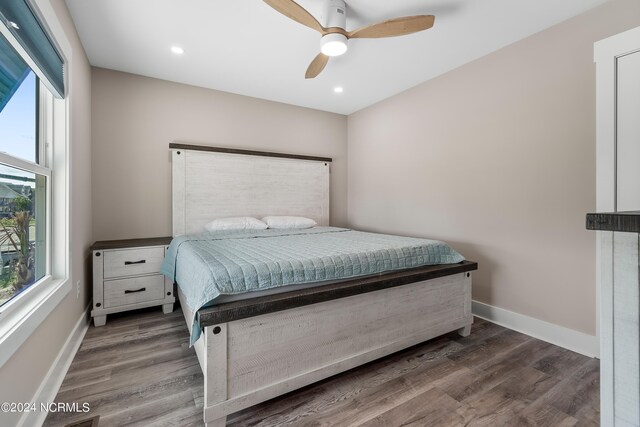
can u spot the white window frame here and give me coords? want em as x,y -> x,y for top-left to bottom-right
0,0 -> 70,368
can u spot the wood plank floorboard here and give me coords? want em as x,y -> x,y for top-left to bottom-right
45,307 -> 599,427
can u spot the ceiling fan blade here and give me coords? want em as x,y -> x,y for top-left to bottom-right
348,15 -> 435,39
305,53 -> 329,79
263,0 -> 324,34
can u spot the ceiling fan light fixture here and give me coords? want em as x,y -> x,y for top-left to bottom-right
262,0 -> 435,79
320,33 -> 348,57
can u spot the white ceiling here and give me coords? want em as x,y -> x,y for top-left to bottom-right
65,0 -> 607,115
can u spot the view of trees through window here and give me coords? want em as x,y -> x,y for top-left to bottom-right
0,71 -> 45,306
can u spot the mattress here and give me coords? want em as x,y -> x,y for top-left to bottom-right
161,227 -> 465,345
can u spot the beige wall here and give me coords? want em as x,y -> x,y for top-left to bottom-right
0,0 -> 93,425
347,0 -> 640,336
91,68 -> 348,241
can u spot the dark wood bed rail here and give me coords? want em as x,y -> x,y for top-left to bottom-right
170,143 -> 333,163
197,260 -> 478,327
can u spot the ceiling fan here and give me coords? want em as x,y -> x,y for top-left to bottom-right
263,0 -> 435,79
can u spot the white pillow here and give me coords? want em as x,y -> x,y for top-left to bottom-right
262,216 -> 317,229
204,217 -> 267,231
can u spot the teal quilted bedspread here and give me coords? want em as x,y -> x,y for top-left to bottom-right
161,227 -> 464,344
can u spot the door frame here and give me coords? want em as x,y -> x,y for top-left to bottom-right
594,25 -> 640,426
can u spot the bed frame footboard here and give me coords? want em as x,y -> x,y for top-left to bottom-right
198,271 -> 472,425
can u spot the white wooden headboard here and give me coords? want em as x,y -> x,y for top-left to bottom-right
171,144 -> 331,236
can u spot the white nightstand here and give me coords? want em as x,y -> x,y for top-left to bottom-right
91,237 -> 175,326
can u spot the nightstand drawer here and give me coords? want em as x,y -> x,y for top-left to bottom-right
104,275 -> 165,308
103,247 -> 165,279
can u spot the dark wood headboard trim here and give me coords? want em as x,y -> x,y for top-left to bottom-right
197,260 -> 478,327
170,143 -> 332,163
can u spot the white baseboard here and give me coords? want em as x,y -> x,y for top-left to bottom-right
19,305 -> 90,427
472,300 -> 599,358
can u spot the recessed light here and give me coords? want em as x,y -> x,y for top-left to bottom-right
334,87 -> 343,94
171,46 -> 184,55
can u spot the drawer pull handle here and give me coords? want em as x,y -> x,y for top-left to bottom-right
124,287 -> 146,294
124,260 -> 146,265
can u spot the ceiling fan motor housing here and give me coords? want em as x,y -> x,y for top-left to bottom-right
323,0 -> 346,29
320,0 -> 348,56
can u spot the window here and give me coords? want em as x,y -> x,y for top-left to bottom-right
0,34 -> 50,307
0,0 -> 69,367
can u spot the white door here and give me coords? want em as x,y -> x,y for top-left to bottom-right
595,26 -> 640,427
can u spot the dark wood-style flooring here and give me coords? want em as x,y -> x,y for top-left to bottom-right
45,307 -> 599,427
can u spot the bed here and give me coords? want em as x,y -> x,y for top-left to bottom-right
167,143 -> 477,426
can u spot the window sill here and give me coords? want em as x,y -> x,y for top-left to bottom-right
0,277 -> 70,368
